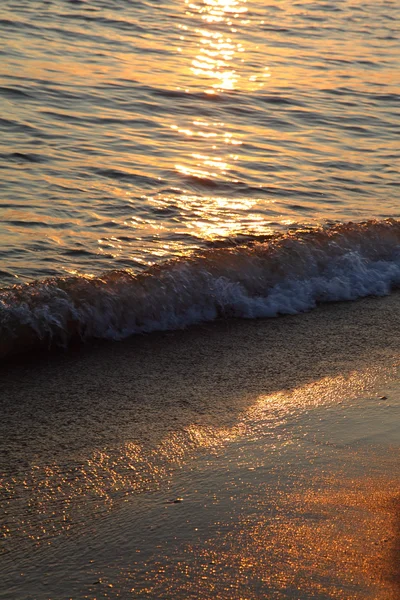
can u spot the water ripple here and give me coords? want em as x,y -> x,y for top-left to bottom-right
0,0 -> 398,284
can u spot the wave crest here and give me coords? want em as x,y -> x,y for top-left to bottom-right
1,219 -> 400,359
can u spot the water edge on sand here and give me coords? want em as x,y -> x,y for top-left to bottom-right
1,292 -> 400,599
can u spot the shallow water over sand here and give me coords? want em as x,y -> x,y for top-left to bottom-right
1,294 -> 400,599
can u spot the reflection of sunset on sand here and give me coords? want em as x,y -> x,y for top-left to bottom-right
137,479 -> 399,599
2,293 -> 400,598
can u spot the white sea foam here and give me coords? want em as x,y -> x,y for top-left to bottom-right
1,219 -> 400,358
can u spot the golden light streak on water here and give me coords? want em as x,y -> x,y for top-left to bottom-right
164,0 -> 266,249
142,191 -> 275,242
172,0 -> 262,195
159,0 -> 278,255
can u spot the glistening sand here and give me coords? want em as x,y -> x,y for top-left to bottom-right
1,292 -> 400,599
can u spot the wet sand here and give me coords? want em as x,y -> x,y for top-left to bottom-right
1,293 -> 400,599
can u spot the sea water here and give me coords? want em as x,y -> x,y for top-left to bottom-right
0,0 -> 399,356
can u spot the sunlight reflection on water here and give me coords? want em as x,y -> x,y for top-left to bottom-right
0,0 -> 398,282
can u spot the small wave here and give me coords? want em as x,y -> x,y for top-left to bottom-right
257,94 -> 304,107
0,117 -> 38,134
0,86 -> 32,99
92,167 -> 161,187
3,152 -> 45,164
1,219 -> 400,360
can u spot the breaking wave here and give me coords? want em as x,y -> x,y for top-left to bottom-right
1,219 -> 400,359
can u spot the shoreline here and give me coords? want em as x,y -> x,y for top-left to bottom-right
1,292 -> 400,598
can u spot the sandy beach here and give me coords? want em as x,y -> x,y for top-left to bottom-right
1,292 -> 400,599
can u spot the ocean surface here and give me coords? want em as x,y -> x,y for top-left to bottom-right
0,0 -> 399,356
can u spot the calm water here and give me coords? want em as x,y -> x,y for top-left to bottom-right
1,0 -> 399,285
